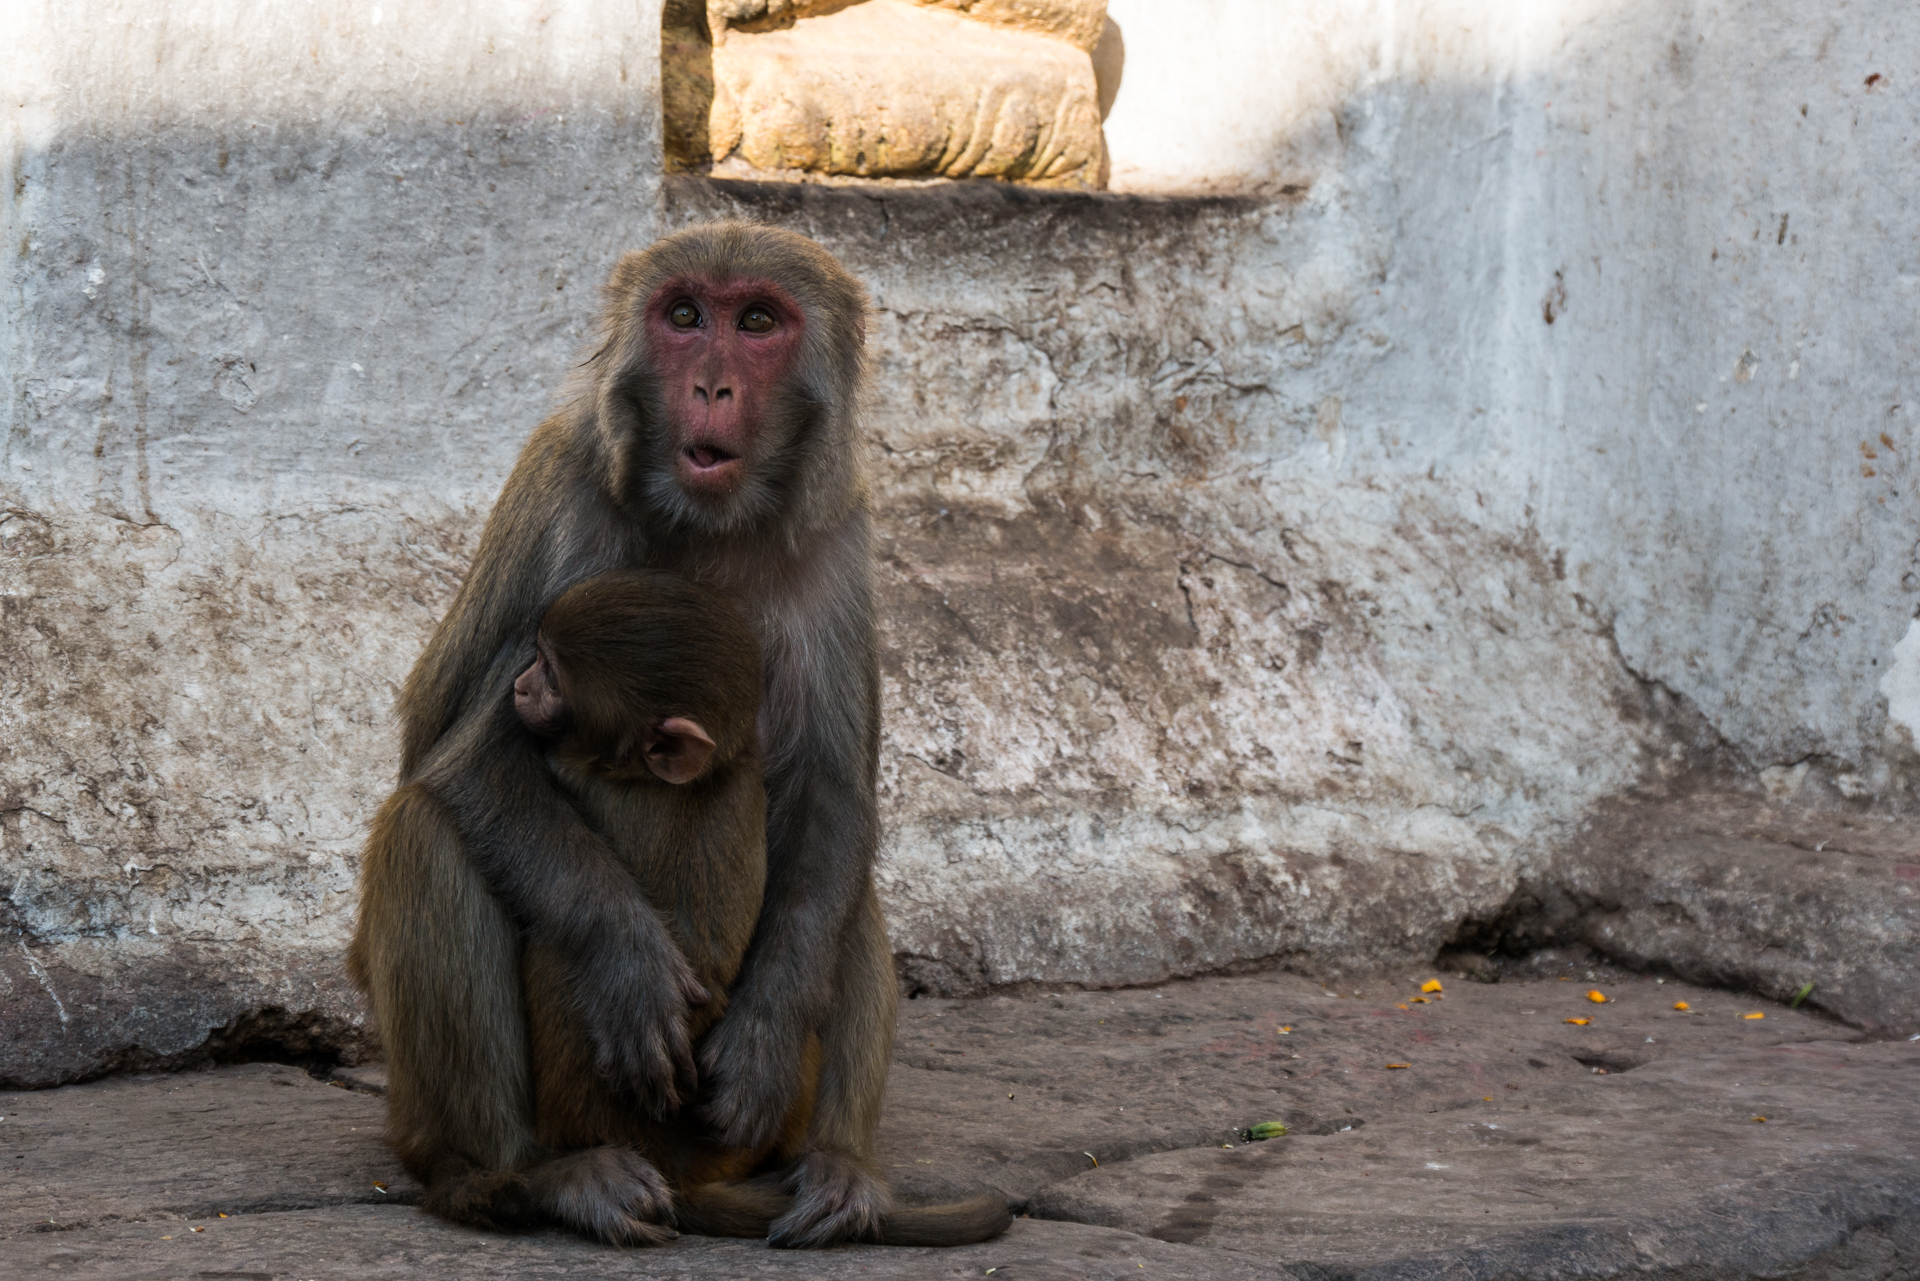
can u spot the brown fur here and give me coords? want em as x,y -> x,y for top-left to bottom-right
352,224 -> 1009,1248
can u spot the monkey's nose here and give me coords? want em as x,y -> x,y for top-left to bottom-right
693,383 -> 734,404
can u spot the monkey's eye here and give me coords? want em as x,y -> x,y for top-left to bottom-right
669,301 -> 702,329
739,306 -> 775,334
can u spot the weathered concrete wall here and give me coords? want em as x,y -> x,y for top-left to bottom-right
1101,0 -> 1920,790
5,0 -> 1918,1085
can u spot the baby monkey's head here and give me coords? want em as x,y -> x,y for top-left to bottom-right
513,569 -> 761,784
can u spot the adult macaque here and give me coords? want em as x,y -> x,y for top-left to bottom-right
353,224 -> 1008,1247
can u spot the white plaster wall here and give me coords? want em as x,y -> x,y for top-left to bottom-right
1509,3 -> 1920,781
1106,0 -> 1920,785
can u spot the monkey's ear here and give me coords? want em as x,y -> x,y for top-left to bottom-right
643,717 -> 717,785
513,645 -> 566,736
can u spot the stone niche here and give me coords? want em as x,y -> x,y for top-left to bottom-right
664,0 -> 1120,187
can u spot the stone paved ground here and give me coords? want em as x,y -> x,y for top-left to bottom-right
5,963 -> 1918,1280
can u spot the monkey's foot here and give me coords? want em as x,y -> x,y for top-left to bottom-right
421,1165 -> 539,1234
767,1151 -> 893,1248
528,1146 -> 678,1246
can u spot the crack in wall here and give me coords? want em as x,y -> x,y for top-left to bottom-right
16,938 -> 69,1027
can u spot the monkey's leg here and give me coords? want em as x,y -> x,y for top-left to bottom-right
767,885 -> 897,1248
354,787 -> 539,1230
521,946 -> 679,1246
361,792 -> 678,1245
762,889 -> 1011,1248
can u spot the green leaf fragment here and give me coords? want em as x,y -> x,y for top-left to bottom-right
1790,982 -> 1813,1009
1239,1121 -> 1289,1142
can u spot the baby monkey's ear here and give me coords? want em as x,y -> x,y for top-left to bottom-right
643,716 -> 716,784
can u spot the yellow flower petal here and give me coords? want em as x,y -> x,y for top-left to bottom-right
1411,997 -> 1430,1004
1564,1017 -> 1591,1025
1743,1012 -> 1765,1020
1421,978 -> 1444,993
1587,989 -> 1608,1003
1672,1001 -> 1690,1010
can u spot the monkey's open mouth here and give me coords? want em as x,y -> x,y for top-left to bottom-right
686,445 -> 739,471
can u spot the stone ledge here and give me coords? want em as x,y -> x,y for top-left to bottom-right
0,940 -> 373,1091
1459,790 -> 1920,1036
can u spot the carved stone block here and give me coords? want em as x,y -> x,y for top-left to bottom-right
666,0 -> 1109,187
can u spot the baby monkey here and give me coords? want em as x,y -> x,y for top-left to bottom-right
516,569 -> 784,1241
515,567 -> 768,1044
358,569 -> 1008,1246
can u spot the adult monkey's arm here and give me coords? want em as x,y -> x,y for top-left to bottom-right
416,691 -> 710,1112
699,514 -> 883,1149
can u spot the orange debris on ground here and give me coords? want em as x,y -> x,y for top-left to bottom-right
1565,1017 -> 1591,1025
1421,979 -> 1444,993
1587,990 -> 1608,1003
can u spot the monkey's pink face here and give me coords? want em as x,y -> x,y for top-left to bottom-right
646,275 -> 807,501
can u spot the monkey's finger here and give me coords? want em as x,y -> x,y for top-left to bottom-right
626,1032 -> 693,1116
669,1030 -> 701,1093
651,1039 -> 688,1089
703,1085 -> 784,1150
638,1064 -> 686,1117
597,1036 -> 681,1114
